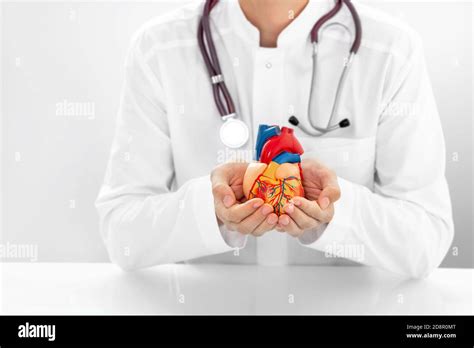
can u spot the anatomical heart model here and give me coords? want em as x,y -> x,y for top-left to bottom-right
243,125 -> 304,215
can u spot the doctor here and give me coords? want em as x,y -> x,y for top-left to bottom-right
96,0 -> 454,278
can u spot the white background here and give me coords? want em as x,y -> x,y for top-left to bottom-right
1,0 -> 472,266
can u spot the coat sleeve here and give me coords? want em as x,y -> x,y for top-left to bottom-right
95,29 -> 234,270
299,32 -> 454,278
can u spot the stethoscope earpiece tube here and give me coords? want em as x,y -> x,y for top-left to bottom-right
288,116 -> 300,127
311,0 -> 344,43
289,116 -> 351,136
339,118 -> 351,128
302,0 -> 361,136
344,0 -> 362,54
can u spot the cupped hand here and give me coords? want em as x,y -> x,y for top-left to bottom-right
276,159 -> 341,237
211,162 -> 278,237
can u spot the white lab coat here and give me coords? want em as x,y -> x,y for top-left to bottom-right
95,0 -> 454,278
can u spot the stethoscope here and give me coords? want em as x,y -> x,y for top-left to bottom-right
198,0 -> 362,148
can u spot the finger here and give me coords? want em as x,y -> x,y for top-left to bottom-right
275,224 -> 285,233
223,198 -> 265,224
212,182 -> 237,210
283,203 -> 320,231
318,172 -> 340,208
211,163 -> 248,199
252,212 -> 279,237
211,162 -> 249,185
277,214 -> 304,237
291,196 -> 322,219
237,204 -> 274,235
292,196 -> 334,224
319,186 -> 340,208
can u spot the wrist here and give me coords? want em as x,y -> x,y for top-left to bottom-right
299,223 -> 328,245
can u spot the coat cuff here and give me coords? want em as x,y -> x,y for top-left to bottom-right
194,175 -> 247,254
219,225 -> 249,249
298,176 -> 355,249
192,175 -> 243,253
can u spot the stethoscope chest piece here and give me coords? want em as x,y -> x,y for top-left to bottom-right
219,117 -> 249,149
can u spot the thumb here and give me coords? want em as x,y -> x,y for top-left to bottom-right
318,185 -> 341,209
213,183 -> 235,208
211,166 -> 237,208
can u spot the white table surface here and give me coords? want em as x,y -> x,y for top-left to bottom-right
1,263 -> 472,315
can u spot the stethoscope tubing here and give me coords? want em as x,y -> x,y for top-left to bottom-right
198,0 -> 362,136
307,23 -> 355,134
198,0 -> 236,117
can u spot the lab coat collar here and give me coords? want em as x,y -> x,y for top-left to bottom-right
223,0 -> 334,49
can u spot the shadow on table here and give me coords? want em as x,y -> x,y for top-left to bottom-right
106,264 -> 446,314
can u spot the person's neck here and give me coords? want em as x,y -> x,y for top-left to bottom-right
239,0 -> 309,48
